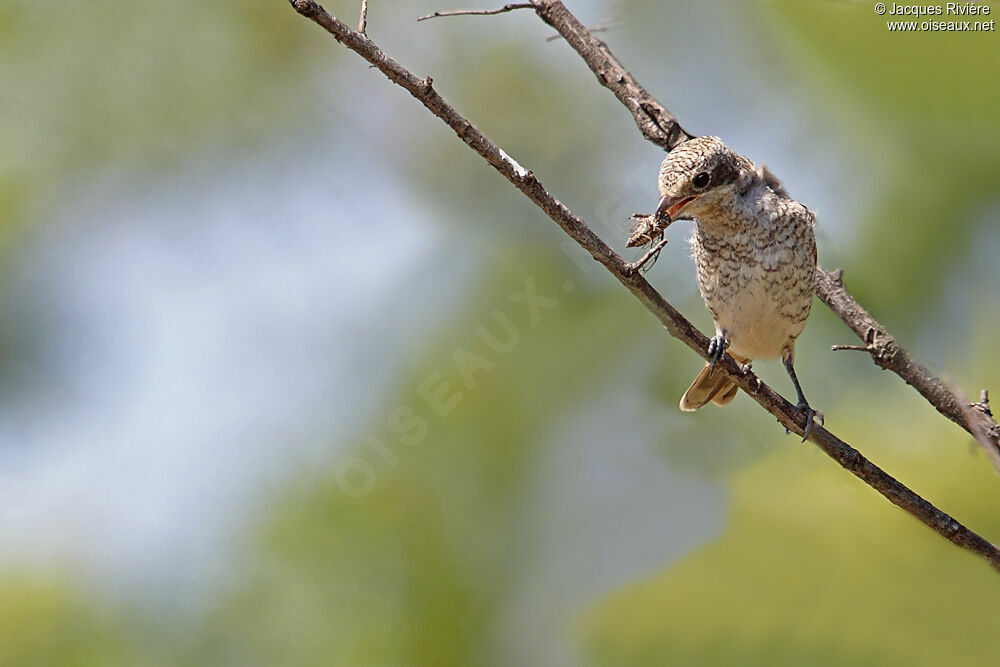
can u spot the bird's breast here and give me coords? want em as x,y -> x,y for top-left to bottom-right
692,228 -> 814,361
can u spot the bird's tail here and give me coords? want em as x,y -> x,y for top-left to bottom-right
679,356 -> 748,412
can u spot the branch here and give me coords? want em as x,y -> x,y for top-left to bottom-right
517,0 -> 1000,468
420,5 -> 619,52
419,0 -> 693,149
416,3 -> 533,22
530,1 -> 697,149
285,0 -> 1000,571
815,268 -> 1000,469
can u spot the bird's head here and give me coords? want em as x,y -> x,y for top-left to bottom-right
653,136 -> 755,226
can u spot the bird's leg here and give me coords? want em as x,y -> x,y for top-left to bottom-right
707,330 -> 730,378
625,235 -> 669,274
782,351 -> 816,441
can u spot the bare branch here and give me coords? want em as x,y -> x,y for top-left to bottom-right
528,0 -> 693,150
358,0 -> 367,34
416,3 -> 533,22
286,0 -> 1000,572
814,268 -> 1000,469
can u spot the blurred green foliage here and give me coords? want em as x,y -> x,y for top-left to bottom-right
583,402 -> 1000,665
192,256 -> 650,666
1,1 -> 998,665
0,0 -> 321,247
0,577 -> 147,667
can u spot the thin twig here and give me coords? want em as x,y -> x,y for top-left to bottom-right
966,389 -> 1000,471
358,0 -> 368,34
831,344 -> 871,352
286,0 -> 1000,572
545,21 -> 615,42
976,390 -> 993,418
416,3 -> 532,22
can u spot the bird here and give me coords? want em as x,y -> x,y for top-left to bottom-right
628,136 -> 819,437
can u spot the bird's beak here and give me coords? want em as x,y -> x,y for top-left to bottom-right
654,194 -> 698,223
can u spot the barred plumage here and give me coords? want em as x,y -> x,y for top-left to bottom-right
643,136 -> 818,434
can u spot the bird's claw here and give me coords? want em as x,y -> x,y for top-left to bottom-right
783,403 -> 822,440
793,403 -> 824,441
798,401 -> 816,442
707,333 -> 729,378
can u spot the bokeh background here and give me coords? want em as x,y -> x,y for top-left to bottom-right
2,0 -> 999,664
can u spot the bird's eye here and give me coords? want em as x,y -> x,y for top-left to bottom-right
692,172 -> 711,189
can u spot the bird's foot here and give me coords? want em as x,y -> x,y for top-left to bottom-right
707,332 -> 729,378
625,236 -> 669,274
787,401 -> 823,441
797,400 -> 816,442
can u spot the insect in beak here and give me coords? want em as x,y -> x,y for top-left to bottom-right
654,194 -> 699,223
